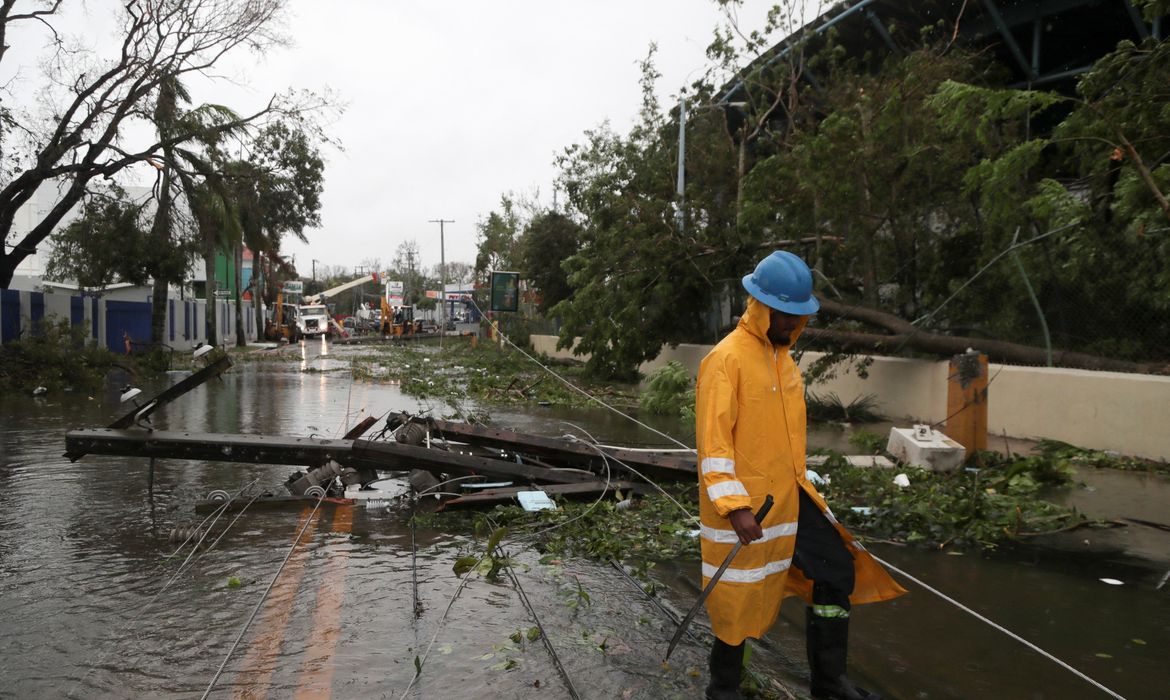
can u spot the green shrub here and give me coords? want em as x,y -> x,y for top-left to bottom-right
806,391 -> 883,423
848,429 -> 887,455
0,319 -> 118,392
639,361 -> 695,421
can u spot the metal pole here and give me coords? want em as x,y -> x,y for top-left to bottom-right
429,219 -> 454,333
675,90 -> 686,232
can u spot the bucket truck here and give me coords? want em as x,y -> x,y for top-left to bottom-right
299,272 -> 383,338
266,273 -> 382,341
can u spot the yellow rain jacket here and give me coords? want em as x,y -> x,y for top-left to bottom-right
695,297 -> 906,645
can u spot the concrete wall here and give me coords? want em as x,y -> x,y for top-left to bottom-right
531,334 -> 1170,461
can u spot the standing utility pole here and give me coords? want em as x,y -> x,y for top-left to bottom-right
676,90 -> 686,233
429,218 -> 454,333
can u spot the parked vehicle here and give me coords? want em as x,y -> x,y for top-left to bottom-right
267,273 -> 382,342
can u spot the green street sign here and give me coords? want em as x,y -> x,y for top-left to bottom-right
489,271 -> 520,313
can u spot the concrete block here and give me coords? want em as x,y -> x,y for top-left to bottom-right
886,425 -> 966,472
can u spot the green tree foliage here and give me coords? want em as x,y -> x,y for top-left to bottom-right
46,188 -> 190,292
530,24 -> 1170,377
928,38 -> 1170,358
551,47 -> 747,380
151,74 -> 247,346
229,120 -> 327,335
0,320 -> 119,393
746,48 -> 997,314
517,212 -> 582,313
639,361 -> 696,422
474,194 -> 529,277
238,121 -> 327,246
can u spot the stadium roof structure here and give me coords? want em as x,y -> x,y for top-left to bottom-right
719,0 -> 1168,105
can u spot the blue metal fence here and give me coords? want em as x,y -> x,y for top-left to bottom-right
104,300 -> 151,353
0,289 -> 20,343
70,296 -> 84,327
29,292 -> 44,334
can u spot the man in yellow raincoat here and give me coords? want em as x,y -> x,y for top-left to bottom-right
695,251 -> 905,700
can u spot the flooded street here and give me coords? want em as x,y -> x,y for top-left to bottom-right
1,339 -> 1168,699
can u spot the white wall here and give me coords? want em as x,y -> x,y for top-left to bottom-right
0,289 -> 258,350
530,334 -> 1170,461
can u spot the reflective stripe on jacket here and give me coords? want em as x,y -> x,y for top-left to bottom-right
695,296 -> 906,645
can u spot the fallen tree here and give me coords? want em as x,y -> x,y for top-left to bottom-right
808,298 -> 1170,376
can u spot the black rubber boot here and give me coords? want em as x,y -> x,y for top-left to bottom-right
806,610 -> 881,700
705,638 -> 744,700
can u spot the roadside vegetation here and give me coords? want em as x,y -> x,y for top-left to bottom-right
0,320 -> 124,393
639,361 -> 696,422
433,434 -> 1166,592
0,319 -> 236,395
347,339 -> 640,411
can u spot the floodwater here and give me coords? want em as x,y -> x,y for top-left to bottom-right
1,339 -> 1167,699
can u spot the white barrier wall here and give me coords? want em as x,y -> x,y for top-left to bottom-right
0,289 -> 258,350
530,334 -> 1170,461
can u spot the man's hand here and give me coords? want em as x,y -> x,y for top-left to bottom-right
728,508 -> 764,544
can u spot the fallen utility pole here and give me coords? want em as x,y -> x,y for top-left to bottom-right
65,429 -> 602,486
392,413 -> 695,482
105,355 -> 233,431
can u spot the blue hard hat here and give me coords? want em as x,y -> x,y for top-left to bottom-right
741,251 -> 820,315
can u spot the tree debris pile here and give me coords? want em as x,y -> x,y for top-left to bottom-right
346,341 -> 639,409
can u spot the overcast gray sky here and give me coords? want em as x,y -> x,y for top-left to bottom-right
202,0 -> 785,279
4,1 -> 804,281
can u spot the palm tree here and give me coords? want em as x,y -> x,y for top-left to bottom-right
228,124 -> 326,342
149,74 -> 248,347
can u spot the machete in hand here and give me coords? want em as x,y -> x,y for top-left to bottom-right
664,494 -> 774,662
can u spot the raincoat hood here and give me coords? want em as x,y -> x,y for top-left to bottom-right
738,296 -> 809,348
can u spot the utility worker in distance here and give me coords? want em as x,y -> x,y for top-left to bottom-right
695,250 -> 906,700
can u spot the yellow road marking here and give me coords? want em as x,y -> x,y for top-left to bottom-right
293,506 -> 354,699
232,507 -> 322,700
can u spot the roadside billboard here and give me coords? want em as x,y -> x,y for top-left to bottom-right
385,280 -> 404,306
489,271 -> 519,313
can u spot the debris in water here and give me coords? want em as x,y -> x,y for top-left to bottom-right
1099,578 -> 1124,585
517,490 -> 557,512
